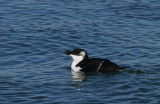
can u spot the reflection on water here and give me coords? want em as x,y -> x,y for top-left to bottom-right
71,70 -> 86,82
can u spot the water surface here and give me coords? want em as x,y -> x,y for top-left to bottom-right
0,0 -> 160,104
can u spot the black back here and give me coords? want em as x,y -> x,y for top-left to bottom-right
76,58 -> 122,73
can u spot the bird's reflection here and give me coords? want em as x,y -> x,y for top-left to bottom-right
71,70 -> 86,82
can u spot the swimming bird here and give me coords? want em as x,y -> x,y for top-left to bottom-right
65,48 -> 126,73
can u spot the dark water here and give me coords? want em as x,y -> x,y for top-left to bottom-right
0,0 -> 160,104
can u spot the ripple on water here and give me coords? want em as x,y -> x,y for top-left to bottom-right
0,0 -> 160,104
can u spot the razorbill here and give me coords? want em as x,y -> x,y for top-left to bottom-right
65,48 -> 126,73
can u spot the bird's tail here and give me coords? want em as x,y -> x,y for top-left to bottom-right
117,66 -> 130,71
121,66 -> 130,69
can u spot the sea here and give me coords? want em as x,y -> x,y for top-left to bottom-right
0,0 -> 160,104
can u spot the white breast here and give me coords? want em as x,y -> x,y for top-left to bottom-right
71,61 -> 82,72
70,54 -> 83,72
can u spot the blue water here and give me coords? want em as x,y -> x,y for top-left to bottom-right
0,0 -> 160,104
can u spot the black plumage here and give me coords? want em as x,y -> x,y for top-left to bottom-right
65,48 -> 125,73
77,58 -> 122,73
